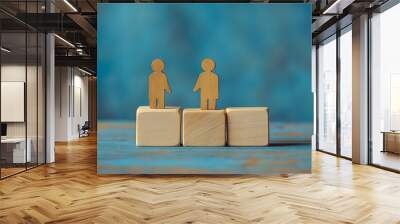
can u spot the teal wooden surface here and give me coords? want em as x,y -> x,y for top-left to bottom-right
97,121 -> 311,175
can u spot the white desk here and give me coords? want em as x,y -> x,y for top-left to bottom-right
1,138 -> 31,163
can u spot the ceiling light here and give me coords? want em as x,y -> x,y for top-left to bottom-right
54,34 -> 75,48
63,0 -> 78,12
76,48 -> 86,56
1,47 -> 11,53
78,67 -> 93,76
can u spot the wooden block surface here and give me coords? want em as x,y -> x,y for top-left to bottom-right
136,106 -> 181,146
183,109 -> 226,146
226,107 -> 269,146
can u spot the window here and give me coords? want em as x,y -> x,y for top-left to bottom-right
339,27 -> 352,158
316,25 -> 353,159
317,35 -> 337,154
370,3 -> 400,171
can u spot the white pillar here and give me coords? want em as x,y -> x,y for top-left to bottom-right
352,14 -> 369,164
45,0 -> 56,163
46,32 -> 55,163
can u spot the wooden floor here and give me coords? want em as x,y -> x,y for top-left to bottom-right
1,136 -> 400,224
373,150 -> 400,171
1,167 -> 26,178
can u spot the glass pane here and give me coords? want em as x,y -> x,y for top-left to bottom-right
38,33 -> 45,165
27,31 -> 38,169
339,28 -> 352,158
318,36 -> 337,154
371,4 -> 400,171
0,1 -> 46,178
1,31 -> 27,177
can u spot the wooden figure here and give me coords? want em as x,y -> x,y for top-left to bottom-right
193,58 -> 219,110
149,59 -> 171,109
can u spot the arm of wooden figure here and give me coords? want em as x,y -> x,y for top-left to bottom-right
163,74 -> 172,95
193,75 -> 201,92
215,75 -> 219,99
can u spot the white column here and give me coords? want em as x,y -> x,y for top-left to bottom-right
46,32 -> 55,163
352,14 -> 369,164
45,0 -> 56,163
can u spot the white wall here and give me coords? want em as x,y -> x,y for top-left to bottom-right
55,67 -> 69,141
1,65 -> 27,140
1,65 -> 41,138
55,67 -> 89,141
72,73 -> 89,138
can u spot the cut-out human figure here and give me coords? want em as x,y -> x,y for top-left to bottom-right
193,58 -> 219,110
149,59 -> 171,109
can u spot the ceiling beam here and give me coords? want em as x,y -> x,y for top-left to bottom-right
67,13 -> 97,39
323,0 -> 356,14
55,55 -> 96,72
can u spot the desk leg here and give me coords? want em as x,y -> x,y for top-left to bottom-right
382,133 -> 386,153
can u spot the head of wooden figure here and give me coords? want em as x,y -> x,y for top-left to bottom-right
201,58 -> 215,72
151,59 -> 164,72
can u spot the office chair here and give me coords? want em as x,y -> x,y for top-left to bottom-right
78,121 -> 90,138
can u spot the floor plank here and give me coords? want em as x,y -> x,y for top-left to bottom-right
0,135 -> 400,224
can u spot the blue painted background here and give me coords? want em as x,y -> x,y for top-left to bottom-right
98,3 -> 312,123
97,3 -> 312,175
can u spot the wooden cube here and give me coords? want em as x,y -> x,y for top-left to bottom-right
136,106 -> 181,146
226,107 -> 269,146
182,109 -> 226,146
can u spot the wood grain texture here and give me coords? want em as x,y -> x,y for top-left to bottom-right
1,135 -> 400,223
193,58 -> 219,110
149,59 -> 171,109
136,106 -> 181,146
226,107 -> 269,146
182,109 -> 225,146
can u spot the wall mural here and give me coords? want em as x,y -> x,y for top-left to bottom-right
98,3 -> 312,175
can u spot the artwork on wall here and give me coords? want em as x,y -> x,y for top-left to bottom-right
1,82 -> 25,122
98,3 -> 312,175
